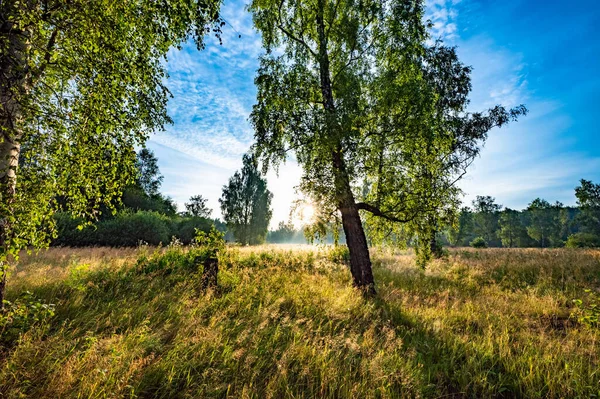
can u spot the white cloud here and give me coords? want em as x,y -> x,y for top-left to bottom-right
426,0 -> 462,41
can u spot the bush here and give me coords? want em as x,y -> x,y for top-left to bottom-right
470,237 -> 488,248
53,211 -> 171,247
175,217 -> 213,244
53,212 -> 219,247
121,186 -> 177,215
94,211 -> 171,246
53,212 -> 94,246
572,289 -> 600,327
327,245 -> 350,265
566,233 -> 600,248
1,291 -> 55,345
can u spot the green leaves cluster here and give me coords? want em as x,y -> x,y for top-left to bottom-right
0,0 -> 222,262
220,154 -> 273,245
572,289 -> 600,328
1,291 -> 55,345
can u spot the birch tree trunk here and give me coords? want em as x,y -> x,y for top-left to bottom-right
0,5 -> 28,306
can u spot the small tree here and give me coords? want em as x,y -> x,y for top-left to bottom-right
498,208 -> 527,248
185,195 -> 212,218
220,154 -> 273,245
526,198 -> 561,248
575,179 -> 600,236
470,237 -> 487,249
136,149 -> 164,197
472,196 -> 502,246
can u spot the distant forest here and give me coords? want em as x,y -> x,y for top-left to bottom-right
52,148 -> 600,249
435,186 -> 599,249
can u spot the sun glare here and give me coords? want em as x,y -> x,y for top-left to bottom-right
293,202 -> 316,226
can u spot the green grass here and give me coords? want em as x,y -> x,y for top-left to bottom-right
1,245 -> 599,398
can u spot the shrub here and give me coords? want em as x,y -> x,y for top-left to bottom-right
53,211 -> 172,247
1,291 -> 55,345
572,289 -> 600,327
95,211 -> 171,246
175,217 -> 213,244
327,245 -> 350,265
53,212 -> 94,246
566,232 -> 600,248
470,237 -> 487,248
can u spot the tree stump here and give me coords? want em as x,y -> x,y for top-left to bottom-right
201,256 -> 218,290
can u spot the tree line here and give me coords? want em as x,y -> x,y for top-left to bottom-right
440,180 -> 600,249
54,148 -> 277,248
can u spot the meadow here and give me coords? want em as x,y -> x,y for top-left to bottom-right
1,245 -> 599,398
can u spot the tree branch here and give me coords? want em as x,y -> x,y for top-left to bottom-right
356,202 -> 415,223
276,0 -> 317,57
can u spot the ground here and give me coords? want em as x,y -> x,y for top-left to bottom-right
1,245 -> 599,398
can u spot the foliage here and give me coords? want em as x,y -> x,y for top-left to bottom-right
498,208 -> 528,248
1,291 -> 55,345
438,190 -> 600,249
572,289 -> 600,328
52,211 -> 214,247
1,247 -> 600,397
249,0 -> 526,284
121,186 -> 177,216
326,245 -> 350,265
447,207 -> 475,246
470,237 -> 487,248
268,220 -> 298,243
472,196 -> 502,246
566,232 -> 600,248
0,0 -> 223,298
220,154 -> 273,245
575,179 -> 600,236
135,149 -> 164,197
175,217 -> 214,245
194,226 -> 225,252
83,211 -> 172,247
184,195 -> 212,218
527,198 -> 563,248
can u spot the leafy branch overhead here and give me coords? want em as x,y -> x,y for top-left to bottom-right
0,0 -> 223,302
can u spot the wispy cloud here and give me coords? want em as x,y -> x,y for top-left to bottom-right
151,0 -> 599,226
426,0 -> 462,41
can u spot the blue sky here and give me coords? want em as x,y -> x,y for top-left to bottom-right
147,0 -> 600,225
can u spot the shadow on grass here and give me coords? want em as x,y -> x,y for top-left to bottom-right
371,296 -> 522,399
1,251 -> 584,398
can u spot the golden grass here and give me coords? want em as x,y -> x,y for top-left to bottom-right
1,245 -> 599,398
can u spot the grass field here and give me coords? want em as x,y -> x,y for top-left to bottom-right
1,245 -> 599,398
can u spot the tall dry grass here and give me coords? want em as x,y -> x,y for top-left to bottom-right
0,245 -> 599,398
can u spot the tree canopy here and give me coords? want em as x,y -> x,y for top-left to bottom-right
184,195 -> 213,218
249,0 -> 526,291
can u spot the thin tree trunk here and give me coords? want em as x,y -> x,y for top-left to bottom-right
315,1 -> 375,294
0,5 -> 28,307
0,138 -> 20,307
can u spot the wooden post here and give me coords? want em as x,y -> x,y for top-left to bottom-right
201,256 -> 218,290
